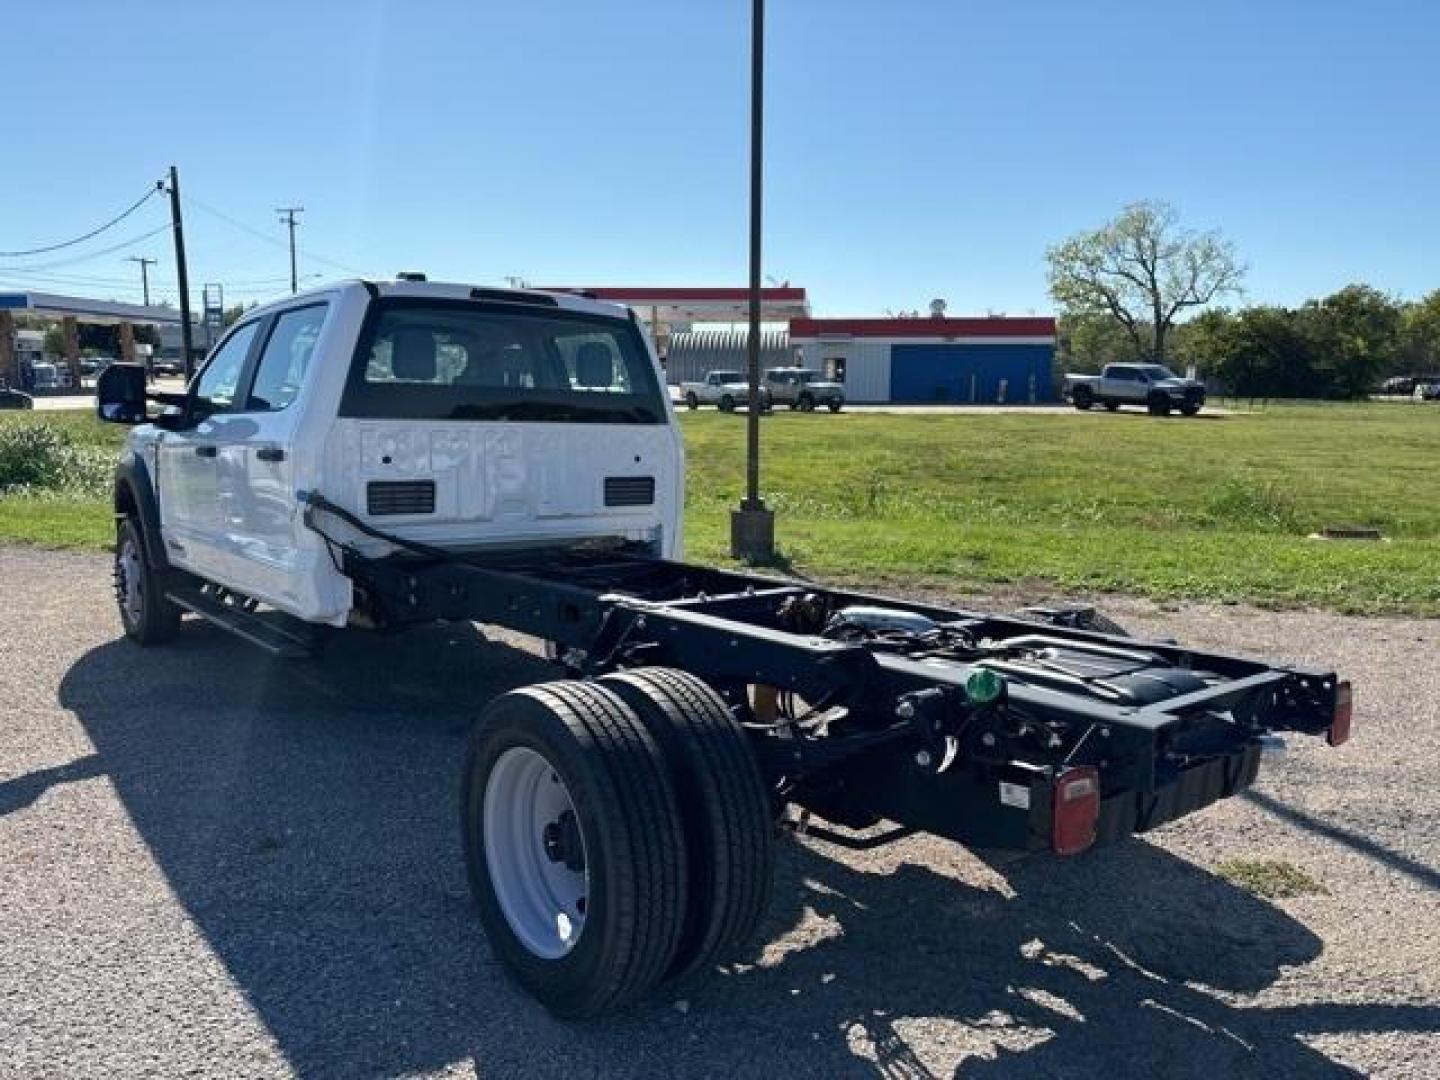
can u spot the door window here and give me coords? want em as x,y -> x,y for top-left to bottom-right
193,321 -> 261,413
248,305 -> 328,411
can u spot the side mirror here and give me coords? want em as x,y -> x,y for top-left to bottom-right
96,363 -> 149,424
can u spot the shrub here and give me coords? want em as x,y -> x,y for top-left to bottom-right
0,423 -> 112,499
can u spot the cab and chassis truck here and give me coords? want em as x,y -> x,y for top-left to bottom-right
96,279 -> 1352,1018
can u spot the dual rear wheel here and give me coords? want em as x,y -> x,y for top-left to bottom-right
461,668 -> 773,1017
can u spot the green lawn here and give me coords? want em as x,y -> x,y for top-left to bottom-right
2,402 -> 1437,613
683,402 -> 1440,614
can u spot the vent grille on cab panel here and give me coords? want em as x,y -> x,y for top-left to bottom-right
367,480 -> 436,516
604,476 -> 655,507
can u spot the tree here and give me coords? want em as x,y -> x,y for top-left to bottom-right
1297,285 -> 1401,398
1047,200 -> 1245,363
1055,310 -> 1145,373
1400,289 -> 1440,373
221,303 -> 255,328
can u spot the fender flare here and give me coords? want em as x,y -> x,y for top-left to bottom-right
114,451 -> 169,572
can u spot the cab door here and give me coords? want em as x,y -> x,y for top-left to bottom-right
214,303 -> 329,605
155,319 -> 263,579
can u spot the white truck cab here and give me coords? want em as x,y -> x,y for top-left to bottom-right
103,280 -> 683,628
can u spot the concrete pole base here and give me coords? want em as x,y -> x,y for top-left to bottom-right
730,502 -> 775,561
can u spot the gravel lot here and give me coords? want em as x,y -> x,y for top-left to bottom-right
1,546 -> 1436,1078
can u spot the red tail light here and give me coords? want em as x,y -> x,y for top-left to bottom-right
1052,765 -> 1100,855
1327,681 -> 1353,746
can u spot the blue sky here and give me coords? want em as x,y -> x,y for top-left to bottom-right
4,0 -> 1437,316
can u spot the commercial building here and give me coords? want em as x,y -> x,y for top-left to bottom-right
788,316 -> 1057,404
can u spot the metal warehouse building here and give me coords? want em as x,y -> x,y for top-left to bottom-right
788,316 -> 1057,404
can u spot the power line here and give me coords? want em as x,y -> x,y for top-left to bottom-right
0,186 -> 160,258
1,222 -> 173,272
181,193 -> 369,276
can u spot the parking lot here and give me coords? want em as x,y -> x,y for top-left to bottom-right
2,545 -> 1437,1078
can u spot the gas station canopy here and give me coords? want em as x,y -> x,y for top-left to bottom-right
0,290 -> 188,326
539,286 -> 809,325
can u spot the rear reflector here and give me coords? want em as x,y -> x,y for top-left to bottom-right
1052,765 -> 1100,856
1328,681 -> 1353,746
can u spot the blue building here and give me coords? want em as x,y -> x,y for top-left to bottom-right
788,315 -> 1057,404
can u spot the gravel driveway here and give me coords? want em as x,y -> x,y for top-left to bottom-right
1,546 -> 1436,1078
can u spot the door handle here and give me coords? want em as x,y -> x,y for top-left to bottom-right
194,445 -> 217,458
256,446 -> 286,463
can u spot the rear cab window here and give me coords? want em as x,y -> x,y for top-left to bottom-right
340,299 -> 665,423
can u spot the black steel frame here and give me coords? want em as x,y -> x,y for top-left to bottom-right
337,538 -> 1342,852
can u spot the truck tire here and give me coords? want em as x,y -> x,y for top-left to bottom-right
1072,386 -> 1094,410
461,681 -> 688,1018
1180,402 -> 1202,417
1147,393 -> 1172,416
719,394 -> 735,412
798,392 -> 816,412
1103,400 -> 1120,411
827,398 -> 843,413
114,515 -> 181,645
600,668 -> 774,979
685,391 -> 699,410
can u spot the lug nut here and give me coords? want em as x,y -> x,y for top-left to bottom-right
896,701 -> 916,720
913,749 -> 933,768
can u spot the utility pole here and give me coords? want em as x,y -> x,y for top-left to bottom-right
125,256 -> 156,306
277,206 -> 304,293
163,167 -> 196,380
730,0 -> 774,560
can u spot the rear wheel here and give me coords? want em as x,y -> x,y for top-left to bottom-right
461,681 -> 688,1017
114,515 -> 180,645
719,395 -> 735,412
1072,386 -> 1094,410
1103,400 -> 1120,412
827,398 -> 843,413
600,668 -> 774,979
685,392 -> 699,410
1180,402 -> 1202,416
798,392 -> 816,412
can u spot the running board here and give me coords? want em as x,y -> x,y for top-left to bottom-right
164,587 -> 321,659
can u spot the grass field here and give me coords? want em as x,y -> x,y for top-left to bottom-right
1,403 -> 1436,613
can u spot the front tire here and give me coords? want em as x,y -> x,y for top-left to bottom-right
1103,401 -> 1120,412
1180,402 -> 1202,416
1072,387 -> 1094,410
1147,393 -> 1172,416
461,681 -> 688,1017
798,392 -> 816,412
114,515 -> 180,645
600,668 -> 774,979
719,395 -> 735,413
685,392 -> 699,410
827,398 -> 843,413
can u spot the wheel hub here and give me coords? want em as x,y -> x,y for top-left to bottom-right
482,747 -> 589,959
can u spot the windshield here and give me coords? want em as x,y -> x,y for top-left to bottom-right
341,299 -> 666,423
712,371 -> 743,382
1139,365 -> 1180,380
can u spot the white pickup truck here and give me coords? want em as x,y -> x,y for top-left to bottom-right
678,369 -> 769,411
1064,363 -> 1206,416
94,278 -> 1350,1018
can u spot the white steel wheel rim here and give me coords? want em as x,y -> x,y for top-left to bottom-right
483,746 -> 589,960
117,533 -> 144,626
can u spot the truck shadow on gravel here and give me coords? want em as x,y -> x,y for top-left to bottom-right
58,625 -> 1435,1079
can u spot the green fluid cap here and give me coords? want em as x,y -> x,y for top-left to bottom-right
966,667 -> 1005,705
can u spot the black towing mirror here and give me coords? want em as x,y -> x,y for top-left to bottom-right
95,363 -> 149,424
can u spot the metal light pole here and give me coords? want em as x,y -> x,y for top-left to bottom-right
730,0 -> 775,560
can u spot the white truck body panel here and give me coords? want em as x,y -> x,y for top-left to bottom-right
134,281 -> 683,626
